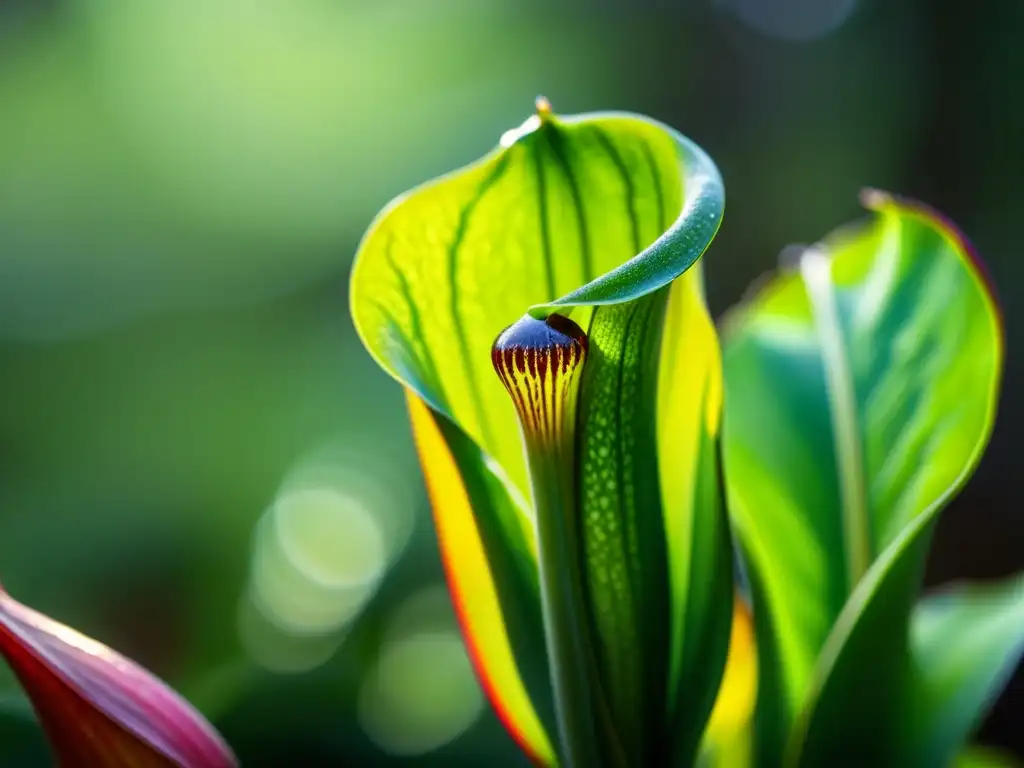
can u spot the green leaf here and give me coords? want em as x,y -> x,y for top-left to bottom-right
352,102 -> 731,766
721,191 -> 1003,765
954,745 -> 1023,768
654,267 -> 734,762
407,393 -> 556,764
352,104 -> 721,499
698,595 -> 759,767
557,264 -> 732,764
910,575 -> 1024,764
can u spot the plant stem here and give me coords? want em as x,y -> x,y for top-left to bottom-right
525,439 -> 600,768
491,313 -> 602,767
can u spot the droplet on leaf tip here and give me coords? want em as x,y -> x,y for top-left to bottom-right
535,95 -> 553,120
859,187 -> 891,209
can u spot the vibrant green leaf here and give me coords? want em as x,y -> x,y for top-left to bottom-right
954,745 -> 1023,768
407,393 -> 555,765
698,594 -> 758,767
352,102 -> 730,765
910,574 -> 1024,765
655,267 -> 734,761
352,104 -> 721,499
721,191 -> 1003,765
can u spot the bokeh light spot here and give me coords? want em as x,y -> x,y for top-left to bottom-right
278,440 -> 418,566
274,487 -> 386,588
239,439 -> 419,671
358,633 -> 483,757
249,490 -> 385,636
718,0 -> 859,41
382,584 -> 454,641
236,594 -> 345,675
358,585 -> 483,756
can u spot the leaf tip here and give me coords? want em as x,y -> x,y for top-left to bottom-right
858,186 -> 892,210
498,96 -> 557,149
535,95 -> 553,120
0,587 -> 237,768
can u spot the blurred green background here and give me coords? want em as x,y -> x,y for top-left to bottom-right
0,0 -> 1020,764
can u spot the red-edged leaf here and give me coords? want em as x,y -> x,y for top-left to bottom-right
0,584 -> 237,768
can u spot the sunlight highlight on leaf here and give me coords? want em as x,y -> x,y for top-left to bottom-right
353,103 -> 728,765
407,393 -> 554,766
722,191 -> 1004,765
0,585 -> 236,767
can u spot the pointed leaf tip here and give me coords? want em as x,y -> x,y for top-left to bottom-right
723,192 -> 1005,764
0,588 -> 237,768
352,107 -> 727,765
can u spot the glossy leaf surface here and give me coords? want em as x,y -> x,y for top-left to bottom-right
407,393 -> 554,765
352,105 -> 721,498
910,575 -> 1024,765
722,192 -> 1003,765
0,584 -> 236,768
352,104 -> 730,765
654,266 -> 733,761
